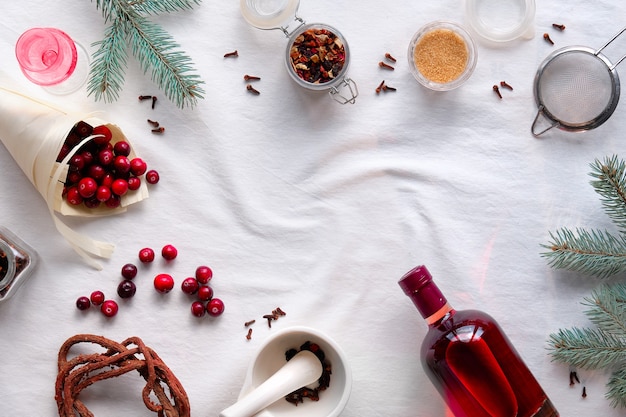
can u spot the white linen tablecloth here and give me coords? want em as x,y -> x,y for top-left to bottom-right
1,0 -> 625,416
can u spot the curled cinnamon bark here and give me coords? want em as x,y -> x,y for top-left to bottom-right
55,334 -> 190,417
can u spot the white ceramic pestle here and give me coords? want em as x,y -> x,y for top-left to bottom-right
219,350 -> 323,417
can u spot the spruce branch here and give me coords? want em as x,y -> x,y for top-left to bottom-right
607,367 -> 626,408
590,155 -> 626,233
88,0 -> 204,108
583,284 -> 626,336
548,326 -> 626,370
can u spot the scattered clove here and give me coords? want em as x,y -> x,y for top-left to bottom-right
385,52 -> 397,63
244,74 -> 261,81
376,80 -> 385,94
151,127 -> 165,134
543,33 -> 554,45
246,328 -> 253,340
138,95 -> 152,101
263,314 -> 275,328
500,81 -> 513,90
379,61 -> 395,70
151,96 -> 157,109
246,84 -> 260,95
224,50 -> 239,58
492,84 -> 502,99
382,84 -> 396,92
582,386 -> 587,398
147,119 -> 159,128
244,320 -> 256,327
552,23 -> 566,31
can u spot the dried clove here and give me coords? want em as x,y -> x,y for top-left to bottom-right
500,81 -> 514,91
385,52 -> 397,63
243,74 -> 261,81
382,84 -> 396,92
138,95 -> 152,101
582,386 -> 587,398
246,328 -> 253,340
492,84 -> 502,99
246,84 -> 260,95
379,61 -> 395,70
543,33 -> 554,45
151,96 -> 157,109
244,320 -> 256,327
263,314 -> 275,328
147,119 -> 159,128
224,50 -> 238,58
151,127 -> 165,134
552,23 -> 566,31
376,80 -> 385,94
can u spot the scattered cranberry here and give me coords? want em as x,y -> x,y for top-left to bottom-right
66,170 -> 82,185
96,185 -> 112,202
207,298 -> 225,317
81,150 -> 95,166
105,194 -> 121,208
195,265 -> 213,284
111,178 -> 129,196
90,290 -> 105,306
98,148 -> 115,166
101,172 -> 115,187
92,125 -> 113,145
181,277 -> 200,295
154,273 -> 175,293
146,170 -> 160,184
191,301 -> 206,317
69,154 -> 85,171
117,280 -> 137,299
113,155 -> 131,174
101,299 -> 119,317
139,247 -> 155,263
197,285 -> 213,301
121,263 -> 138,279
76,296 -> 91,310
77,177 -> 98,198
83,197 -> 101,209
87,164 -> 105,180
161,244 -> 178,261
130,158 -> 147,176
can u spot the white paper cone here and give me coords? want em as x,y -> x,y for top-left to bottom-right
0,84 -> 149,269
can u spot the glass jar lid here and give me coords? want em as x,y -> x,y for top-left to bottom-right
240,0 -> 301,31
465,0 -> 535,43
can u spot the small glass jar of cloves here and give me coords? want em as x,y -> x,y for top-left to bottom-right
0,226 -> 38,302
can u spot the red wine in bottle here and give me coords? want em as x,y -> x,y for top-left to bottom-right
399,265 -> 559,417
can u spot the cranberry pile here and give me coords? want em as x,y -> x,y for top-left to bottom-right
57,121 -> 158,210
76,244 -> 225,318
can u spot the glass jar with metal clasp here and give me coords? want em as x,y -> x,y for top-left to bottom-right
240,0 -> 358,104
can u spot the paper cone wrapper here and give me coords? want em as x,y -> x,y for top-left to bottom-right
0,85 -> 149,269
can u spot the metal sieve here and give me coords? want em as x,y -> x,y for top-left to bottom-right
531,26 -> 626,137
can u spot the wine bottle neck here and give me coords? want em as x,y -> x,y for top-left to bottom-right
398,265 -> 452,321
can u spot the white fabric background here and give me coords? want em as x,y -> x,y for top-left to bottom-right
0,0 -> 625,416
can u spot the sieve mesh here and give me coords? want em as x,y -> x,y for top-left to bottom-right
536,50 -> 615,126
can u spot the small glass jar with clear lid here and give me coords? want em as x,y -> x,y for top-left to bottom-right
0,226 -> 38,301
240,0 -> 358,104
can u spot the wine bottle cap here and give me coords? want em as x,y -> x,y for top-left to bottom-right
398,265 -> 448,319
398,265 -> 432,295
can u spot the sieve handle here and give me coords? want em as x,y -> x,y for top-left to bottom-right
596,26 -> 626,70
531,105 -> 558,137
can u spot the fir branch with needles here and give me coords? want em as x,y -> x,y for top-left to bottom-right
542,155 -> 626,408
88,0 -> 205,108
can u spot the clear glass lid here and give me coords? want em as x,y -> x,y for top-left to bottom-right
240,0 -> 301,30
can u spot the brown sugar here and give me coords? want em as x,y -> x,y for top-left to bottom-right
414,29 -> 468,84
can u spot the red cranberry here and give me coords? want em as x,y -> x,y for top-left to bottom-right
92,125 -> 113,145
99,149 -> 114,165
76,296 -> 91,310
83,197 -> 101,209
113,155 -> 131,174
75,121 -> 94,138
88,164 -> 106,181
101,173 -> 115,187
139,247 -> 155,263
101,299 -> 119,317
117,280 -> 137,298
66,170 -> 82,184
96,185 -> 112,202
81,150 -> 95,166
78,177 -> 98,198
161,244 -> 178,261
121,263 -> 138,279
154,273 -> 175,293
197,285 -> 213,301
113,140 -> 131,156
111,179 -> 129,196
146,170 -> 160,184
181,277 -> 199,295
66,187 -> 83,205
105,194 -> 121,208
69,154 -> 85,171
207,298 -> 225,317
195,265 -> 213,284
90,290 -> 105,306
191,301 -> 206,317
130,158 -> 147,176
127,176 -> 141,190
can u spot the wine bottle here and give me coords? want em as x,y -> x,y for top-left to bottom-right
398,265 -> 559,417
